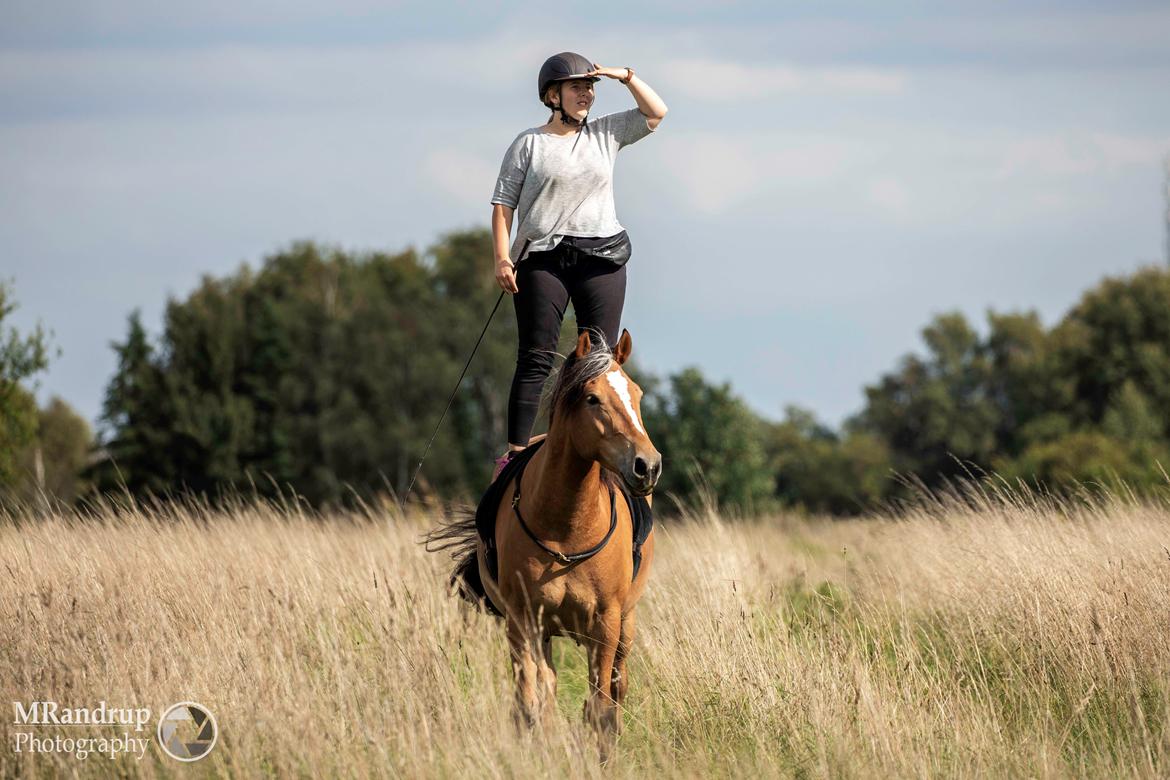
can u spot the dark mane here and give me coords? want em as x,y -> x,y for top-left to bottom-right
545,328 -> 616,429
540,330 -> 624,490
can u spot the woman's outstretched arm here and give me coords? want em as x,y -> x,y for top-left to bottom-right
588,64 -> 668,130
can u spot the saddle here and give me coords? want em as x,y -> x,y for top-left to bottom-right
475,439 -> 654,584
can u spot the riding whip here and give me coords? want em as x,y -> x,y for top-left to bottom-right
400,289 -> 506,510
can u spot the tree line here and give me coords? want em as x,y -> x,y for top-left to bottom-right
2,230 -> 1169,515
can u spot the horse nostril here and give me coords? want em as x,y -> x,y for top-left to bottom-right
633,456 -> 649,478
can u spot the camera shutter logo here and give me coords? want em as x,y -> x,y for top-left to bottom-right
156,702 -> 217,761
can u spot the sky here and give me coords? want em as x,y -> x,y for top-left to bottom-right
2,1 -> 1169,433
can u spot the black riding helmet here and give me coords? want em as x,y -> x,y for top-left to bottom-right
538,51 -> 600,111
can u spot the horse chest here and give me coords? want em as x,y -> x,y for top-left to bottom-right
504,555 -> 614,625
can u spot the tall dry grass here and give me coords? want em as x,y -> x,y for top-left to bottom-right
2,487 -> 1169,778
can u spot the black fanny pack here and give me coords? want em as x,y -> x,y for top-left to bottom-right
560,231 -> 632,267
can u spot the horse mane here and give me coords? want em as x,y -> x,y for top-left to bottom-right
545,328 -> 614,428
542,329 -> 622,492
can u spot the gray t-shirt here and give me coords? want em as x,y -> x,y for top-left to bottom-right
491,108 -> 656,263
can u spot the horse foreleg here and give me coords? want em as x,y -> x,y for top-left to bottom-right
611,612 -> 636,708
536,635 -> 559,728
583,609 -> 622,762
507,615 -> 546,731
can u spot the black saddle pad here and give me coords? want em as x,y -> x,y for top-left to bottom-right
475,440 -> 653,583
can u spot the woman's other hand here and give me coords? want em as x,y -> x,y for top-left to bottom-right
495,258 -> 519,294
491,204 -> 518,293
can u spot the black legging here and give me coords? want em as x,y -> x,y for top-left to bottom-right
507,245 -> 627,446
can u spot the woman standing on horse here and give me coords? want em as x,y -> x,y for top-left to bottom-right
490,51 -> 668,478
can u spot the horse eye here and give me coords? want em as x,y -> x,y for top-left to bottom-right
586,394 -> 600,405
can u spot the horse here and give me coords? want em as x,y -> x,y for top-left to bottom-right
427,327 -> 661,759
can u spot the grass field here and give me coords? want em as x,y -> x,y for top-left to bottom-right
2,486 -> 1169,778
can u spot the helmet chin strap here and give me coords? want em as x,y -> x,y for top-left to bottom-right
554,104 -> 586,128
551,84 -> 587,129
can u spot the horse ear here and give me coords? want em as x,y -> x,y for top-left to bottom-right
574,330 -> 592,358
614,329 -> 633,365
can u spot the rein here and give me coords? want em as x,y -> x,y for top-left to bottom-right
511,455 -> 618,566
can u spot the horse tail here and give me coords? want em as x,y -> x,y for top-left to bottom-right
422,507 -> 503,617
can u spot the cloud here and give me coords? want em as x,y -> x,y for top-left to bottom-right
0,30 -> 550,122
660,57 -> 908,101
866,178 -> 910,218
1091,132 -> 1170,171
648,124 -> 1170,227
2,0 -> 397,30
653,8 -> 1170,72
653,136 -> 761,214
993,132 -> 1170,179
422,148 -> 497,208
653,132 -> 854,214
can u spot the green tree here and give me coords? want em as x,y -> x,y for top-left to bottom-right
97,233 -> 524,507
854,267 -> 1170,496
767,406 -> 892,515
11,397 -> 93,507
95,312 -> 176,496
642,366 -> 773,512
853,312 -> 1000,480
1051,266 -> 1170,434
983,311 -> 1067,453
0,281 -> 53,488
1000,431 -> 1168,488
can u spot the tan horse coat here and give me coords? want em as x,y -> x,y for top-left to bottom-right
478,329 -> 661,758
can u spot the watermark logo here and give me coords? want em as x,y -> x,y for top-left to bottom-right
10,701 -> 153,761
156,702 -> 217,762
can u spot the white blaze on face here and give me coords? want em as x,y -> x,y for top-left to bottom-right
605,370 -> 644,434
